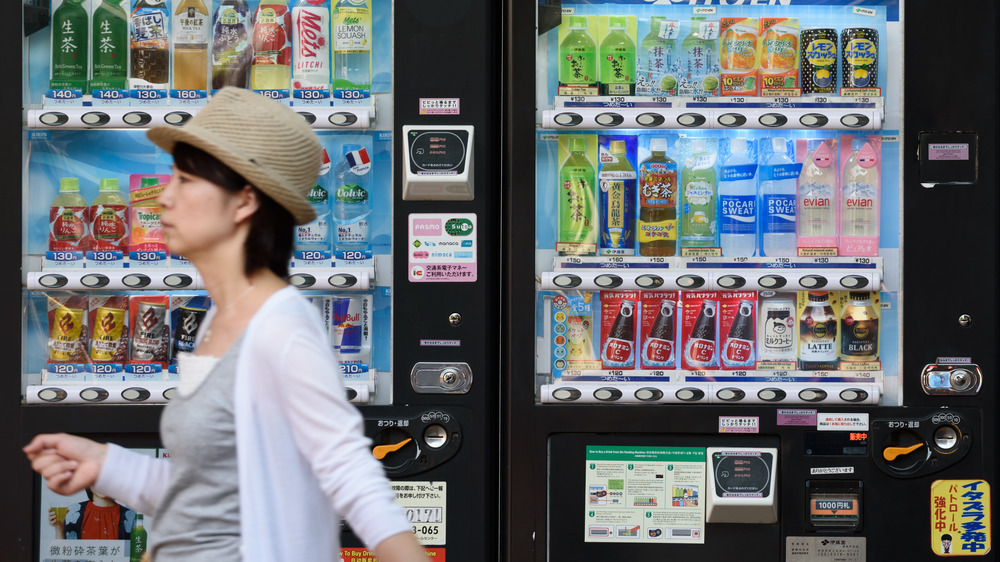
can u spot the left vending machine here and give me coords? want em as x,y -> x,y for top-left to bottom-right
5,1 -> 480,560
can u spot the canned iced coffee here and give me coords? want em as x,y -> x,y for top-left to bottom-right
131,301 -> 169,362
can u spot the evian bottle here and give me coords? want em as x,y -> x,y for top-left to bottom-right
292,0 -> 331,89
797,138 -> 837,248
840,136 -> 880,256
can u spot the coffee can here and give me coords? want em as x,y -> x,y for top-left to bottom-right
131,301 -> 169,362
800,28 -> 838,95
841,28 -> 879,88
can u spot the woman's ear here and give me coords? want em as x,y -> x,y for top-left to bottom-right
233,185 -> 260,224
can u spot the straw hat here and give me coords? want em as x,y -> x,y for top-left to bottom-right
147,87 -> 321,225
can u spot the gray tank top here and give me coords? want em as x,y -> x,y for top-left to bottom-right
153,336 -> 243,560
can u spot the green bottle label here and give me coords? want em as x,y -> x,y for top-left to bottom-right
559,46 -> 596,86
558,165 -> 596,250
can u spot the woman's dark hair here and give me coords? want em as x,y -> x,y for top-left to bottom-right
172,142 -> 294,278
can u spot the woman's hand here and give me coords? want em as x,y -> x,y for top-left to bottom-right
24,433 -> 108,496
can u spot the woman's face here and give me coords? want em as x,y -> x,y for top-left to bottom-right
158,166 -> 250,258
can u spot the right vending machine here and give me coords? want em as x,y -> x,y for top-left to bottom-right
507,0 -> 997,559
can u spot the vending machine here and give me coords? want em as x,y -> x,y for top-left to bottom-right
6,1 -> 499,560
506,0 -> 997,560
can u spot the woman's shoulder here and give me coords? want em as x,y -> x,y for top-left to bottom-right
246,287 -> 324,341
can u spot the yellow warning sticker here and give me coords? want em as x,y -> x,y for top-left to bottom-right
931,480 -> 991,555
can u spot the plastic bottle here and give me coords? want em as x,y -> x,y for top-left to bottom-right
637,137 -> 677,256
333,144 -> 371,254
91,0 -> 129,91
679,139 -> 717,249
49,177 -> 90,253
679,17 -> 719,96
251,0 -> 292,90
129,514 -> 147,562
332,0 -> 372,94
557,136 -> 597,255
51,0 -> 89,90
558,16 -> 597,93
718,138 -> 757,257
130,177 -> 166,255
211,0 -> 252,89
90,178 -> 129,254
599,16 -> 635,96
292,0 -> 332,90
129,0 -> 171,89
637,16 -> 677,96
841,137 -> 880,238
295,149 -> 332,255
797,138 -> 837,239
760,137 -> 797,256
173,0 -> 211,89
598,140 -> 636,255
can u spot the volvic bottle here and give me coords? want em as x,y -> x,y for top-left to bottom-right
637,16 -> 677,96
637,137 -> 677,256
598,140 -> 636,255
558,137 -> 597,255
679,139 -> 717,249
49,177 -> 90,253
333,144 -> 371,255
51,0 -> 89,91
760,137 -> 797,256
332,0 -> 372,96
558,16 -> 597,95
295,149 -> 332,256
129,0 -> 171,89
718,138 -> 757,256
799,291 -> 837,370
797,138 -> 837,243
599,16 -> 635,96
212,0 -> 251,89
173,0 -> 211,89
251,0 -> 292,90
90,178 -> 129,255
91,0 -> 129,91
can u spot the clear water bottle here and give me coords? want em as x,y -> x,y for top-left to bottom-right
332,0 -> 371,92
333,144 -> 371,255
760,137 -> 797,256
718,138 -> 757,257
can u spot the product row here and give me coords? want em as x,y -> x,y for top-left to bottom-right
45,144 -> 372,266
548,289 -> 880,376
556,14 -> 880,97
555,133 -> 881,258
41,292 -> 370,378
49,0 -> 372,99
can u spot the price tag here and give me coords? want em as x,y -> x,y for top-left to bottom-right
44,89 -> 85,107
92,89 -> 130,107
86,250 -> 125,269
124,363 -> 164,381
45,250 -> 85,269
335,249 -> 373,267
293,88 -> 332,106
87,362 -> 125,380
130,88 -> 169,106
293,249 -> 332,267
253,89 -> 292,105
129,249 -> 167,267
169,89 -> 209,106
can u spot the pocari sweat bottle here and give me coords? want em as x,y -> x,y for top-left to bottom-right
333,144 -> 371,256
760,137 -> 798,256
718,138 -> 757,257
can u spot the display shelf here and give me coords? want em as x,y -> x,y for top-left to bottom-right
541,96 -> 883,130
26,266 -> 374,291
26,104 -> 375,130
539,379 -> 881,405
25,381 -> 370,405
540,256 -> 882,292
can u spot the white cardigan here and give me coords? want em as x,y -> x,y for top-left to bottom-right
95,286 -> 411,560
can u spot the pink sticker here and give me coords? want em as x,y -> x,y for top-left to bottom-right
412,219 -> 442,236
928,143 -> 969,161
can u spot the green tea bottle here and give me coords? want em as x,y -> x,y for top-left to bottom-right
558,16 -> 597,95
599,16 -> 635,96
679,139 -> 718,248
51,0 -> 89,91
558,137 -> 597,255
91,0 -> 129,90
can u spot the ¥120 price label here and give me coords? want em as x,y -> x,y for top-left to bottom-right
391,481 -> 446,546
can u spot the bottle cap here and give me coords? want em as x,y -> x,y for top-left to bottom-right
98,178 -> 119,192
807,291 -> 829,302
59,177 -> 79,192
852,136 -> 867,151
609,16 -> 627,29
649,137 -> 667,152
569,15 -> 588,29
568,137 -> 587,153
140,177 -> 160,188
771,137 -> 786,153
609,140 -> 627,154
343,144 -> 363,155
849,291 -> 872,301
731,138 -> 747,154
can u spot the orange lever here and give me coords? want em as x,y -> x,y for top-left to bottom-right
373,438 -> 412,460
883,442 -> 924,461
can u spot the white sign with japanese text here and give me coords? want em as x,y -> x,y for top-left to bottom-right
392,481 -> 447,545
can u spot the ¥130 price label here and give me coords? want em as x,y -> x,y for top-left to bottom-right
391,481 -> 446,546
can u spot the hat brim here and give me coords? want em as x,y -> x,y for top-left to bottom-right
147,124 -> 318,225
